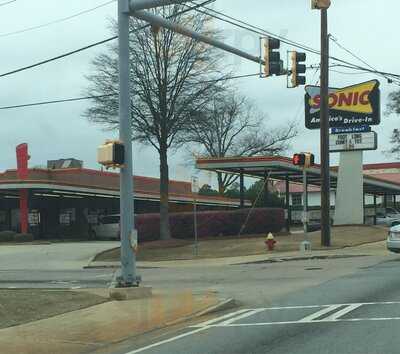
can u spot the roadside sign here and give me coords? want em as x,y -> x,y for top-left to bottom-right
191,176 -> 199,193
329,131 -> 378,152
331,125 -> 371,134
28,211 -> 40,226
305,80 -> 380,129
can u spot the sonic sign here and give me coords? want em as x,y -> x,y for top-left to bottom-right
305,80 -> 380,129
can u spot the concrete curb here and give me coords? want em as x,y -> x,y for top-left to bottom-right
86,253 -> 372,269
195,298 -> 237,316
234,254 -> 370,265
85,240 -> 387,269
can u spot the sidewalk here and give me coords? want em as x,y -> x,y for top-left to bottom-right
0,289 -> 232,354
88,240 -> 389,269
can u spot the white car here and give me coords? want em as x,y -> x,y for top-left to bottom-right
90,214 -> 120,240
387,224 -> 400,253
376,209 -> 400,227
385,207 -> 400,219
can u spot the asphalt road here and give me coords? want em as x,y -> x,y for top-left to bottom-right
110,256 -> 400,354
0,242 -> 118,288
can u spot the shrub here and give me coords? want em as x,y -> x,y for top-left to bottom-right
135,208 -> 284,242
14,233 -> 34,243
0,231 -> 16,243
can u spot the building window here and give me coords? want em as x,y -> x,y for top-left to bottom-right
292,193 -> 302,206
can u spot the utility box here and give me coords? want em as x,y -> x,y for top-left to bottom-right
97,141 -> 125,168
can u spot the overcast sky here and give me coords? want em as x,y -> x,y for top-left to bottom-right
0,0 -> 399,187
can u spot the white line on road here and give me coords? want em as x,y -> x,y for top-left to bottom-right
299,305 -> 343,323
124,327 -> 210,354
191,308 -> 252,328
94,273 -> 113,278
210,316 -> 400,327
219,309 -> 266,325
323,304 -> 363,321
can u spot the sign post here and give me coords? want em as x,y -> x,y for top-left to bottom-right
319,5 -> 331,248
301,168 -> 311,251
305,78 -> 381,241
191,176 -> 199,256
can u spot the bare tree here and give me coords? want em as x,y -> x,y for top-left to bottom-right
386,91 -> 400,158
84,5 -> 225,240
185,90 -> 297,194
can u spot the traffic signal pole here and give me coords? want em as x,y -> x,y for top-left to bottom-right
118,0 -> 137,286
320,8 -> 331,247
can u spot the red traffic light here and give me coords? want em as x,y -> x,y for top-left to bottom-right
293,153 -> 306,166
292,153 -> 315,168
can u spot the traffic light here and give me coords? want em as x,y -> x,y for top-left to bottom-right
292,153 -> 315,168
97,140 -> 125,168
311,0 -> 331,9
263,37 -> 282,77
290,51 -> 307,88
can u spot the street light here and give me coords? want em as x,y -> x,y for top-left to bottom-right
312,0 -> 331,247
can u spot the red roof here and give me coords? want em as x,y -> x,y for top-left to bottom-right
0,168 -> 244,205
367,173 -> 400,184
363,162 -> 400,170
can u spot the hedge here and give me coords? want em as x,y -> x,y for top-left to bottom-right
0,231 -> 34,243
135,208 -> 284,242
0,231 -> 15,243
14,233 -> 34,243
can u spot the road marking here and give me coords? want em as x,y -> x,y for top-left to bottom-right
123,302 -> 400,353
323,304 -> 363,321
191,309 -> 252,328
210,316 -> 400,327
237,301 -> 400,311
124,327 -> 210,354
219,309 -> 266,325
299,305 -> 343,323
94,273 -> 112,278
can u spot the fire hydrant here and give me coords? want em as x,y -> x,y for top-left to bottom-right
265,233 -> 276,251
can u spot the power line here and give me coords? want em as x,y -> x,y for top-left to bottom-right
0,0 -> 214,79
190,1 -> 400,84
0,0 -> 16,7
189,1 -> 320,55
0,0 -> 397,88
330,35 -> 400,85
0,0 -> 116,39
329,69 -> 370,76
0,73 -> 259,110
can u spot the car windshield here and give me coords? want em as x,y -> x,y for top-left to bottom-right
3,3 -> 400,354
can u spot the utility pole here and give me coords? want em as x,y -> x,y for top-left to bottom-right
320,6 -> 331,247
118,0 -> 137,286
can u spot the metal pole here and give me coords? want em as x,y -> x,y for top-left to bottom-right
133,10 -> 263,65
303,169 -> 308,240
285,174 -> 291,232
320,8 -> 331,247
264,171 -> 269,207
193,197 -> 198,256
373,194 -> 377,225
239,170 -> 245,209
118,0 -> 136,286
